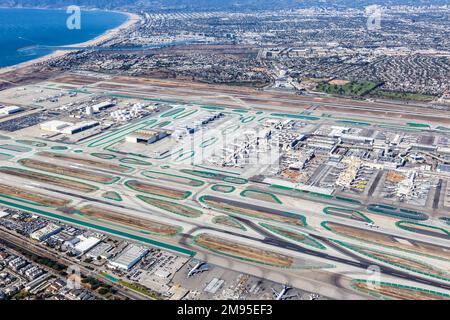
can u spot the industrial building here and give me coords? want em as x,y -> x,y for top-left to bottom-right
108,244 -> 148,271
40,120 -> 99,135
0,105 -> 23,115
40,120 -> 73,132
437,164 -> 450,173
65,235 -> 102,255
30,223 -> 63,242
85,242 -> 113,260
92,101 -> 115,113
60,121 -> 99,135
125,129 -> 170,144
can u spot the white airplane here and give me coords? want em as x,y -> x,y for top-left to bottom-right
309,293 -> 320,300
199,202 -> 210,210
365,222 -> 379,229
271,285 -> 297,300
187,262 -> 209,278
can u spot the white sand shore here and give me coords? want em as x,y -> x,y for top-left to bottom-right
0,11 -> 141,76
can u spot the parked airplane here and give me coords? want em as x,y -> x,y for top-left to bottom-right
365,222 -> 379,229
187,262 -> 210,278
271,285 -> 297,300
199,202 -> 210,210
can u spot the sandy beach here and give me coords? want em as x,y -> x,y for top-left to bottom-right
0,11 -> 141,76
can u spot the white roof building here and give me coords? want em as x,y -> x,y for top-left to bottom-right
0,210 -> 10,219
30,223 -> 63,241
108,244 -> 148,271
92,101 -> 115,113
66,235 -> 101,255
40,120 -> 73,132
61,121 -> 99,135
85,242 -> 113,260
0,106 -> 23,115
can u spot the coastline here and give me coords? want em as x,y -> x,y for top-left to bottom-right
0,10 -> 141,76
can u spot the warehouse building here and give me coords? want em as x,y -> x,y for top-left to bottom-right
0,105 -> 23,115
65,235 -> 102,255
30,223 -> 63,242
92,101 -> 115,113
125,129 -> 170,144
61,121 -> 99,135
437,164 -> 450,173
108,244 -> 148,271
40,120 -> 99,135
40,120 -> 73,132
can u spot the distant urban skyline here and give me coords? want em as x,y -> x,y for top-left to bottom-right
0,0 -> 449,11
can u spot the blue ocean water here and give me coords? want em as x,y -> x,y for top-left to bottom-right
0,8 -> 127,68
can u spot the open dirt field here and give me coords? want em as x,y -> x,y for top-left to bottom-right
241,189 -> 282,204
88,76 -> 450,125
201,195 -> 306,227
195,233 -> 294,267
137,195 -> 202,218
211,185 -> 236,193
19,158 -> 118,184
397,221 -> 450,240
324,222 -> 450,261
0,167 -> 97,193
212,216 -> 245,230
352,281 -> 450,300
52,74 -> 104,86
180,169 -> 247,184
323,207 -> 371,223
79,205 -> 181,236
102,191 -> 122,201
346,244 -> 449,280
261,223 -> 324,249
0,183 -> 70,207
125,180 -> 191,200
37,151 -> 132,173
142,170 -> 204,187
386,171 -> 406,183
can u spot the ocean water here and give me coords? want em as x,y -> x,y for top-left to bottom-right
0,8 -> 127,68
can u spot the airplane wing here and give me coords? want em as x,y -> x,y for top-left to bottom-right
271,288 -> 278,297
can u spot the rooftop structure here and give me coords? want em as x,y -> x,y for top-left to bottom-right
437,164 -> 450,173
40,120 -> 73,132
92,101 -> 115,113
0,106 -> 23,115
125,129 -> 169,144
61,121 -> 99,135
30,223 -> 63,242
66,235 -> 101,255
108,244 -> 148,271
85,242 -> 113,260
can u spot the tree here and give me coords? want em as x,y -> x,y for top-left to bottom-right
98,288 -> 110,295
